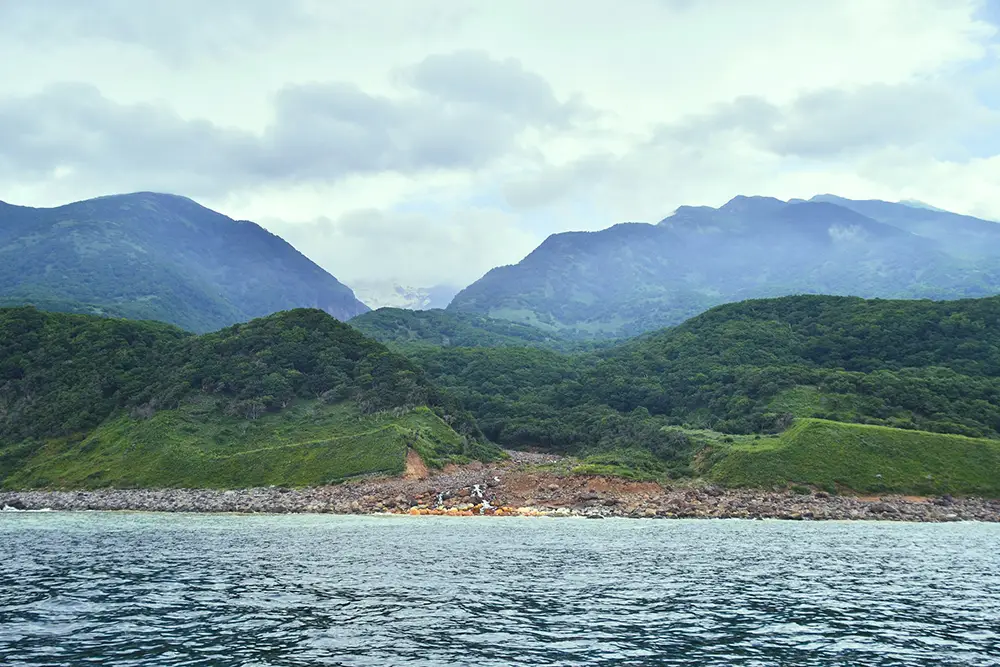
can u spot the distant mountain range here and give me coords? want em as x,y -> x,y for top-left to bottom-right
5,191 -> 1000,341
0,192 -> 369,332
449,195 -> 1000,338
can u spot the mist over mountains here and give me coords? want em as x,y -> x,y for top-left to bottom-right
449,195 -> 1000,338
350,281 -> 460,311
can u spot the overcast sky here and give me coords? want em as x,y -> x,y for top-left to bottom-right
2,0 -> 999,288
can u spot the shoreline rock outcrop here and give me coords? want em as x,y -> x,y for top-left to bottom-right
2,453 -> 998,522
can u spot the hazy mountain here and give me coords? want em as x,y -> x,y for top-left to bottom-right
448,195 -> 1000,338
350,281 -> 460,311
805,194 -> 1000,261
0,192 -> 369,332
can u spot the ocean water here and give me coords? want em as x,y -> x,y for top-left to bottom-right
1,513 -> 998,666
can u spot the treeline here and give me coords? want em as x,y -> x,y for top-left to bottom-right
0,307 -> 482,445
350,307 -> 611,352
4,295 -> 999,480
403,296 -> 1000,466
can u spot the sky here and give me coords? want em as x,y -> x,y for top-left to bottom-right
1,0 -> 999,289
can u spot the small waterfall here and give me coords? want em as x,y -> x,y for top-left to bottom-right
472,484 -> 484,499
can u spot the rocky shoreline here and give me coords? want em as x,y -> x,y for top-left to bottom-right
2,453 -> 998,522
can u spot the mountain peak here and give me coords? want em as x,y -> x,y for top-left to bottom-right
0,192 -> 368,331
720,195 -> 786,212
450,192 -> 1000,338
809,193 -> 856,206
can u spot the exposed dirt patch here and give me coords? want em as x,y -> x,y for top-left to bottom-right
403,449 -> 429,480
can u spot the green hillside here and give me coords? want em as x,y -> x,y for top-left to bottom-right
2,400 -> 464,490
350,307 -> 592,351
402,295 -> 1000,494
5,294 -> 1000,496
0,192 -> 368,332
0,307 -> 498,489
708,419 -> 1000,497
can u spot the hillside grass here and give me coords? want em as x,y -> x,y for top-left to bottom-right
708,418 -> 1000,496
0,398 -> 474,490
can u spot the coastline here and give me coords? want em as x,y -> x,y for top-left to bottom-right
2,453 -> 998,522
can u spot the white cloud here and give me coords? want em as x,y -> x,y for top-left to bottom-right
263,207 -> 539,287
0,0 -> 998,286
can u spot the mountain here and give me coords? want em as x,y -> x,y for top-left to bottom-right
0,307 -> 497,489
448,195 -> 1000,338
350,281 -> 460,311
351,307 -> 581,351
806,194 -> 1000,261
0,192 -> 369,332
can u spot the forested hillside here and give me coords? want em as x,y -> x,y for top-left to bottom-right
4,295 -> 999,494
0,192 -> 369,332
410,295 -> 1000,469
351,307 -> 588,351
0,307 -> 495,488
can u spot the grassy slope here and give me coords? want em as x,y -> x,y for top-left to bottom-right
709,418 -> 1000,496
1,398 -> 472,490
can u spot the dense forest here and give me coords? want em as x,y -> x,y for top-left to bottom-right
0,306 -> 489,442
351,307 -> 606,352
3,294 -> 999,489
405,295 -> 1000,474
0,307 -> 495,487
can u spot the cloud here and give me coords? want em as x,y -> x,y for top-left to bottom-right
1,0 -> 999,287
264,206 -> 539,286
0,83 -> 257,195
0,51 -> 583,197
828,224 -> 867,243
501,154 -> 616,210
403,50 -> 587,126
662,82 -> 998,160
0,0 -> 307,63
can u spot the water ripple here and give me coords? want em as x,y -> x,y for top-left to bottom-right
1,514 -> 999,666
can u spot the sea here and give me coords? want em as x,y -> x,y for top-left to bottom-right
1,513 -> 998,666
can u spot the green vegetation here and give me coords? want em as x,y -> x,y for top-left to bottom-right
5,292 -> 1000,496
0,192 -> 368,333
350,307 -> 597,351
571,448 -> 669,481
398,295 -> 1000,494
2,400 -> 469,489
709,419 -> 1000,497
0,306 -> 498,489
450,196 -> 1000,338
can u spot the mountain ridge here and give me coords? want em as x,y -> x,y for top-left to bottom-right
0,191 -> 369,332
448,194 -> 1000,338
